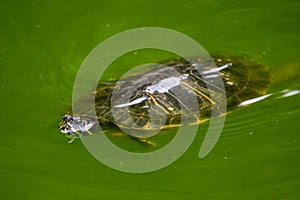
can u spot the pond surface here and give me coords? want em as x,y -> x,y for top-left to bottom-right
0,0 -> 299,199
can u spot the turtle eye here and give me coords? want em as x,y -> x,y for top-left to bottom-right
59,126 -> 69,134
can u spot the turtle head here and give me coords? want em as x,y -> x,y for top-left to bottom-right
58,114 -> 96,135
58,114 -> 75,134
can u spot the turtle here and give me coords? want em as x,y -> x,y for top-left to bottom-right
58,55 -> 271,143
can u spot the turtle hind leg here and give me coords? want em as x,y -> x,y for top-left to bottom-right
129,136 -> 156,147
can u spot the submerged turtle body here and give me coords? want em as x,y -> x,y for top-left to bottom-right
94,56 -> 270,129
59,55 -> 271,139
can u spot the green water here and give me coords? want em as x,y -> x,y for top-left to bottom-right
1,0 -> 300,199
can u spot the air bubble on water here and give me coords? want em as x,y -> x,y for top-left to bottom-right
106,24 -> 110,28
224,156 -> 232,160
72,41 -> 77,46
36,24 -> 41,28
1,49 -> 5,53
249,132 -> 253,135
0,57 -> 4,60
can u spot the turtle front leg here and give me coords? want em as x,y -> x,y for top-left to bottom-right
66,134 -> 80,144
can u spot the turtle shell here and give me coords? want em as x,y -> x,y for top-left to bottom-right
91,55 -> 271,131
